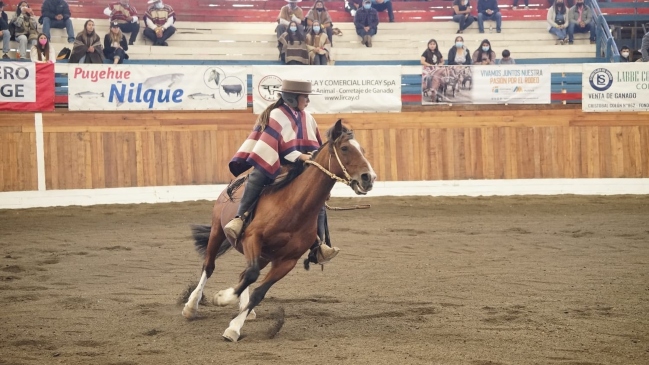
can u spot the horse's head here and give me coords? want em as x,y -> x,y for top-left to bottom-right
325,119 -> 376,195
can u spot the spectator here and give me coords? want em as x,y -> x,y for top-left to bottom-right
278,20 -> 309,65
354,0 -> 379,47
619,45 -> 631,62
277,0 -> 304,39
143,0 -> 175,46
641,32 -> 648,62
371,0 -> 394,23
452,0 -> 474,34
547,0 -> 568,45
103,0 -> 139,45
512,0 -> 529,10
306,0 -> 333,46
499,49 -> 515,64
477,0 -> 502,34
567,0 -> 594,45
420,39 -> 444,66
30,32 -> 55,62
11,1 -> 38,59
41,0 -> 74,43
344,0 -> 362,17
104,22 -> 128,64
69,19 -> 104,63
306,20 -> 330,65
472,39 -> 496,64
448,35 -> 471,65
0,1 -> 9,59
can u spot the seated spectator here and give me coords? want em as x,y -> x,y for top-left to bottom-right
641,32 -> 648,62
344,0 -> 362,17
306,0 -> 333,46
354,0 -> 379,47
567,0 -> 594,45
103,0 -> 139,45
472,39 -> 496,65
41,0 -> 74,43
499,49 -> 515,64
448,35 -> 471,65
420,39 -> 444,66
143,0 -> 175,46
277,0 -> 304,40
371,0 -> 394,23
306,20 -> 330,65
619,46 -> 631,62
547,0 -> 568,45
11,1 -> 38,60
104,22 -> 128,64
452,0 -> 474,34
30,32 -> 55,62
278,21 -> 309,65
477,0 -> 502,34
1,1 -> 9,59
69,19 -> 104,64
512,0 -> 529,10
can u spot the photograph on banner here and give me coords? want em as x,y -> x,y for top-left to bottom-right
252,65 -> 401,114
582,63 -> 649,112
0,62 -> 36,103
422,65 -> 551,105
68,65 -> 247,111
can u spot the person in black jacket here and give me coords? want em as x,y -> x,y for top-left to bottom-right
447,36 -> 472,65
41,0 -> 74,43
104,21 -> 128,64
0,1 -> 10,58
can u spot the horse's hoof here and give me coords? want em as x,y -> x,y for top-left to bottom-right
181,305 -> 197,319
246,310 -> 256,320
214,288 -> 237,307
222,328 -> 240,342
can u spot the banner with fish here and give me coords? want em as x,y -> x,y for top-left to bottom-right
252,65 -> 401,114
67,65 -> 247,111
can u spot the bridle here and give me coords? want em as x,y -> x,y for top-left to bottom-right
304,138 -> 352,186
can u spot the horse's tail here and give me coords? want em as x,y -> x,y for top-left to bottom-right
190,224 -> 232,259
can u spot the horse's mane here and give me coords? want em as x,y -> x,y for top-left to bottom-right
262,122 -> 353,195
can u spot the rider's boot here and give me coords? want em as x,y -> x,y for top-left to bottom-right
224,170 -> 267,240
308,206 -> 340,264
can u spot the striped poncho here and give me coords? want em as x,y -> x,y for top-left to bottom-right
229,105 -> 322,179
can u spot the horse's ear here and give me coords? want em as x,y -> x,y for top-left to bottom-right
331,119 -> 343,141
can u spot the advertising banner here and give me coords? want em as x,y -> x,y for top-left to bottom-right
0,62 -> 54,112
68,65 -> 247,111
422,65 -> 551,105
582,63 -> 649,112
252,65 -> 401,114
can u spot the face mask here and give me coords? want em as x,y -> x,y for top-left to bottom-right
317,8 -> 324,12
455,41 -> 463,48
39,38 -> 47,45
313,26 -> 320,32
289,26 -> 297,32
576,2 -> 583,6
482,46 -> 489,52
621,52 -> 629,57
155,2 -> 163,9
363,4 -> 371,9
289,3 -> 297,8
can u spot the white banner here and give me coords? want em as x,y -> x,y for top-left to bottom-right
0,62 -> 36,103
68,65 -> 247,111
582,63 -> 649,112
252,65 -> 401,114
422,65 -> 551,105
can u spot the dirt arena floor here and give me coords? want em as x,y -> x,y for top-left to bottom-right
1,195 -> 648,365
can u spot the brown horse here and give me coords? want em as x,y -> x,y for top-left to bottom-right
182,120 -> 376,342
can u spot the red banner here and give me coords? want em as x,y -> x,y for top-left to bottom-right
0,62 -> 55,112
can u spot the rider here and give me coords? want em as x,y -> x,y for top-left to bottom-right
224,79 -> 340,265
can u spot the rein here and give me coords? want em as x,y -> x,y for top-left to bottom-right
304,138 -> 352,186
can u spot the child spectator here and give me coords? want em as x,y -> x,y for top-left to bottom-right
448,35 -> 472,65
11,1 -> 38,59
354,0 -> 379,47
104,21 -> 128,64
30,32 -> 55,62
306,20 -> 330,65
278,20 -> 309,65
472,39 -> 496,65
0,1 -> 9,59
499,49 -> 515,64
370,0 -> 394,23
420,39 -> 444,66
69,19 -> 104,63
41,0 -> 75,43
619,46 -> 631,62
103,0 -> 139,45
547,0 -> 568,45
143,0 -> 175,46
452,0 -> 474,34
477,0 -> 502,33
306,0 -> 333,46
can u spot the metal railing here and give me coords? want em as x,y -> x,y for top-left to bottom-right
588,0 -> 620,62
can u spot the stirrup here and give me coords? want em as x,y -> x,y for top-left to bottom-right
224,217 -> 244,240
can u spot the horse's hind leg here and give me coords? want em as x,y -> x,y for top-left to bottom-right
182,225 -> 225,319
223,258 -> 298,342
214,234 -> 264,307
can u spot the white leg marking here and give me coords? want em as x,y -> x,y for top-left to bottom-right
214,287 -> 237,307
182,271 -> 207,319
223,309 -> 248,342
239,287 -> 256,320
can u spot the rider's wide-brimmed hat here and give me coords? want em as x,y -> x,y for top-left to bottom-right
147,0 -> 161,4
279,79 -> 320,95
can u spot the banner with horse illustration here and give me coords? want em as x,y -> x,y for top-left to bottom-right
67,65 -> 247,111
252,65 -> 401,114
421,65 -> 551,105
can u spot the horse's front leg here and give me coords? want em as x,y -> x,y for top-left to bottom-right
223,258 -> 298,342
